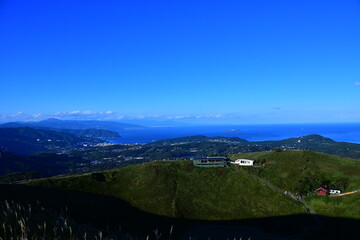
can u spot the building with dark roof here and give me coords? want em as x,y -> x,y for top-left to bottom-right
192,156 -> 230,167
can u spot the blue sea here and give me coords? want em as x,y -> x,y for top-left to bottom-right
106,123 -> 360,144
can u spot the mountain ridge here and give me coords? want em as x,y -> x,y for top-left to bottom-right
0,118 -> 144,130
147,134 -> 360,159
0,127 -> 104,155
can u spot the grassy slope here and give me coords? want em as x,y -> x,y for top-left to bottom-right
234,151 -> 360,219
29,161 -> 304,220
306,194 -> 360,219
236,151 -> 360,192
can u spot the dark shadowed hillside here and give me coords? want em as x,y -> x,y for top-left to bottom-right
0,151 -> 82,176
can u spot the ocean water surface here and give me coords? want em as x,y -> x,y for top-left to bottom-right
106,123 -> 360,144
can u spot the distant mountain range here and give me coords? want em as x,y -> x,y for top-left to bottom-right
0,118 -> 143,130
2,129 -> 360,179
47,128 -> 120,138
147,135 -> 249,145
1,125 -> 120,138
0,127 -> 104,155
149,134 -> 360,159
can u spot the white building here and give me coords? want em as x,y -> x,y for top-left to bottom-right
231,159 -> 254,166
329,189 -> 341,194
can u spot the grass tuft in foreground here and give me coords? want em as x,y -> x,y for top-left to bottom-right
0,199 -> 148,240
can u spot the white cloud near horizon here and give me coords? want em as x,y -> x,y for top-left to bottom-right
167,115 -> 190,119
55,110 -> 115,116
32,113 -> 42,118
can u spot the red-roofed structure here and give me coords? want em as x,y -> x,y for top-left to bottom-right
316,185 -> 329,196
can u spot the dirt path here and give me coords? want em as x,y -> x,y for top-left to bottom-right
332,189 -> 360,197
239,168 -> 322,232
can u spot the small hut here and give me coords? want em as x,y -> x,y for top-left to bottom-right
316,185 -> 329,196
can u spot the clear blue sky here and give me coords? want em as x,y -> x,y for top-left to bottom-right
1,0 -> 360,123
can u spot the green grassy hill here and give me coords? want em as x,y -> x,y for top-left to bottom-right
233,150 -> 360,219
235,151 -> 360,194
306,194 -> 360,219
27,150 -> 360,221
29,161 -> 304,220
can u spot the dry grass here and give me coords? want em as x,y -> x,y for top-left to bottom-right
0,200 -> 145,240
